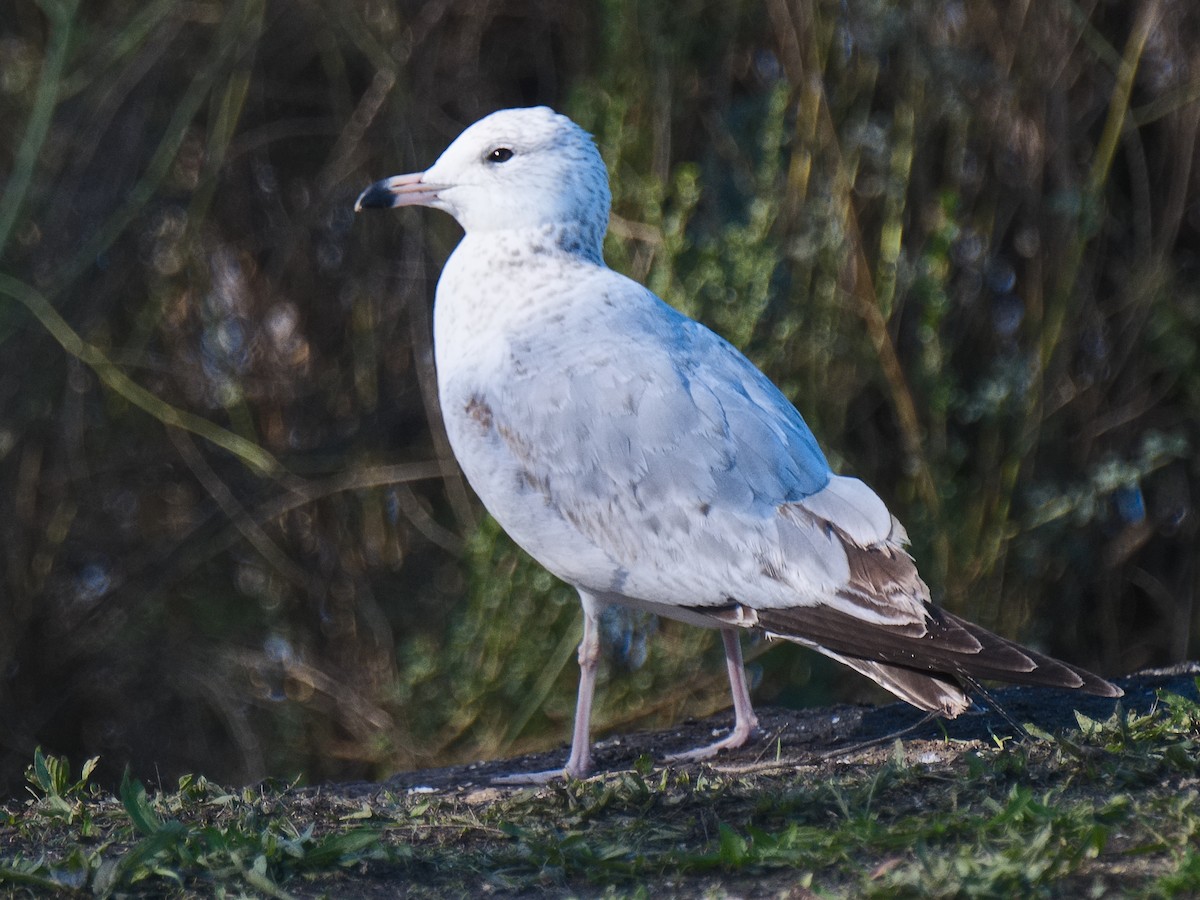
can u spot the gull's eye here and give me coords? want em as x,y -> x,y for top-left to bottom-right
486,147 -> 514,163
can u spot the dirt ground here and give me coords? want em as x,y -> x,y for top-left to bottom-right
371,663 -> 1199,795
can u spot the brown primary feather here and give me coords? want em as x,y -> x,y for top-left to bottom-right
751,525 -> 1123,711
704,515 -> 1124,715
758,603 -> 1121,704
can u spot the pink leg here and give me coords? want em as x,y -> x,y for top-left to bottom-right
493,591 -> 601,784
563,592 -> 601,778
665,627 -> 759,762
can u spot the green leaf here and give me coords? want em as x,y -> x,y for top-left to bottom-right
300,829 -> 383,869
119,768 -> 162,836
31,746 -> 53,795
79,755 -> 100,785
717,823 -> 748,867
0,861 -> 75,891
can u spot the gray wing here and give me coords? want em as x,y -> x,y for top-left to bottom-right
443,271 -> 1124,706
444,272 -> 925,627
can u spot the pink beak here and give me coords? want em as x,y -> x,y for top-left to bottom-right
354,172 -> 444,211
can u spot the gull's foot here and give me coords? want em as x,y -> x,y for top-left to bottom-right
490,752 -> 591,784
490,768 -> 574,785
663,720 -> 757,764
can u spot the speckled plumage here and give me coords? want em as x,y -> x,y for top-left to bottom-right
356,107 -> 1121,778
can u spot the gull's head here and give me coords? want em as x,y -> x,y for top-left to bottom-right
355,107 -> 611,256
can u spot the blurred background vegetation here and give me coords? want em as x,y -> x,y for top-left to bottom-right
1,0 -> 1197,794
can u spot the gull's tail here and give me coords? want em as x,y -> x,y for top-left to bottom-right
755,604 -> 1124,717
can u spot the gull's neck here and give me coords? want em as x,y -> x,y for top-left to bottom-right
475,220 -> 607,266
434,219 -> 614,380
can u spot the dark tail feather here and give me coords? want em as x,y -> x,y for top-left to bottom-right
757,604 -> 1123,713
942,611 -> 1123,698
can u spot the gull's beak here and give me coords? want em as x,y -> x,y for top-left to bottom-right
354,172 -> 445,211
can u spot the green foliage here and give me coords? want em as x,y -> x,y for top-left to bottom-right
6,756 -> 385,897
27,747 -> 99,809
1156,849 -> 1200,898
0,0 -> 1196,792
2,690 -> 1200,894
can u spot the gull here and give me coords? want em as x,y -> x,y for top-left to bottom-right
355,107 -> 1122,778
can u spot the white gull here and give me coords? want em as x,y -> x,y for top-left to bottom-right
355,106 -> 1121,778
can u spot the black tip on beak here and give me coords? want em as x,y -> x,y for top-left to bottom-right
353,173 -> 440,213
354,182 -> 397,212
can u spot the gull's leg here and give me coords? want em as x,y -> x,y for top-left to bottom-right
666,627 -> 759,762
564,590 -> 602,777
722,626 -> 760,743
493,590 -> 602,784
